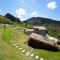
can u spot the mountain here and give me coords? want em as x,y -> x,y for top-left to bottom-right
24,17 -> 60,29
0,13 -> 21,24
5,13 -> 20,23
24,17 -> 60,26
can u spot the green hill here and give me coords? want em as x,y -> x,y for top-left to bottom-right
24,17 -> 60,27
0,13 -> 21,24
0,16 -> 12,24
5,13 -> 20,23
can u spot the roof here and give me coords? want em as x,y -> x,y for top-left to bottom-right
33,26 -> 46,30
25,29 -> 34,31
29,33 -> 55,46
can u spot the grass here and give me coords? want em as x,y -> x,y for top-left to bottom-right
0,25 -> 60,60
0,26 -> 23,60
2,28 -> 12,43
0,26 -> 35,60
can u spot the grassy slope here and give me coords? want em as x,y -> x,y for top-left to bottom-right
0,16 -> 12,24
0,26 -> 23,60
0,25 -> 60,60
0,25 -> 35,60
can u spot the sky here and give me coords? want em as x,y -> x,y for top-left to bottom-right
0,0 -> 60,21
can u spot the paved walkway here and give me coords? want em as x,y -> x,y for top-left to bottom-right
10,40 -> 44,60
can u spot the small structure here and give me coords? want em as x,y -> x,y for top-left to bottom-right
33,26 -> 47,36
28,33 -> 59,51
24,29 -> 34,35
25,26 -> 60,51
24,26 -> 47,36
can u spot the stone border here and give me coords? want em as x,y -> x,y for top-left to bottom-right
10,40 -> 44,60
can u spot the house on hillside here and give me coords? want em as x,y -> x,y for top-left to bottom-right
33,26 -> 47,36
24,29 -> 34,35
24,26 -> 60,51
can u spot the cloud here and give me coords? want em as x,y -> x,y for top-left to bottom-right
16,8 -> 27,21
16,8 -> 48,21
31,11 -> 48,18
31,11 -> 39,17
47,1 -> 57,10
16,8 -> 26,16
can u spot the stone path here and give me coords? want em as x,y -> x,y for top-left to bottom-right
10,40 -> 44,60
19,47 -> 23,50
22,50 -> 26,53
35,55 -> 39,59
30,53 -> 34,57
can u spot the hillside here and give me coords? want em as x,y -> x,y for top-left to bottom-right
24,17 -> 60,26
5,13 -> 20,23
0,13 -> 21,24
0,25 -> 60,60
0,16 -> 12,24
24,17 -> 60,39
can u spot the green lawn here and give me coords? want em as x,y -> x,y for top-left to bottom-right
0,25 -> 60,60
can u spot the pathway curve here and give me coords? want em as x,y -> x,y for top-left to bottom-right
10,40 -> 44,60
